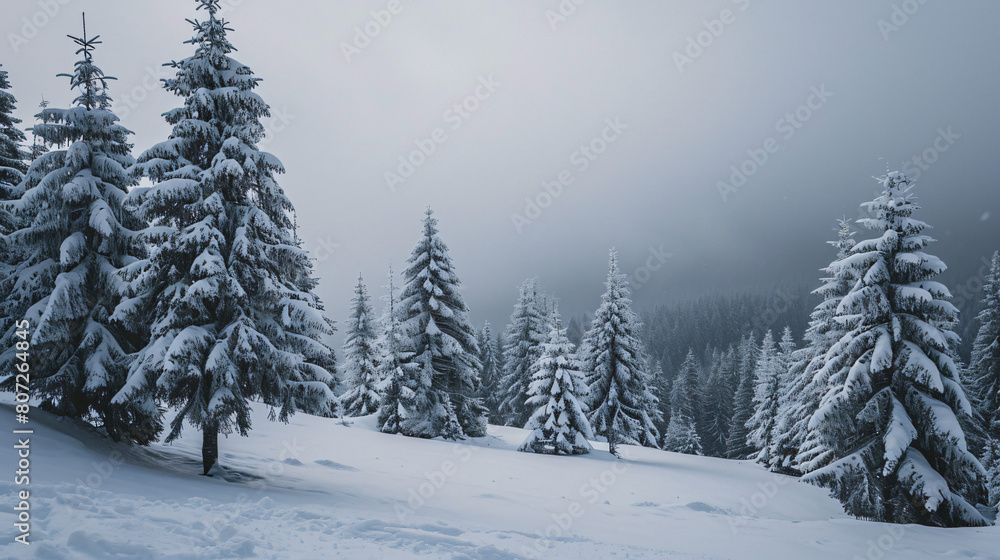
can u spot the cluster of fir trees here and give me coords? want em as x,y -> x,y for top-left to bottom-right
342,248 -> 663,458
0,2 -> 339,475
463,252 -> 661,457
632,174 -> 1000,528
340,209 -> 488,441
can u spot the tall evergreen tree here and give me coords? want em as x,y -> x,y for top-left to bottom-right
376,265 -> 417,434
775,219 -> 858,473
0,22 -> 160,444
649,359 -> 670,443
971,251 -> 1000,449
398,208 -> 484,438
500,278 -> 547,427
0,63 -> 27,229
518,308 -> 593,455
804,172 -> 990,527
342,274 -> 380,416
118,0 -> 338,474
0,64 -> 29,328
701,345 -> 737,457
584,250 -> 659,456
982,438 -> 1000,508
663,349 -> 702,455
477,320 -> 503,425
725,334 -> 758,459
746,331 -> 781,464
747,327 -> 795,468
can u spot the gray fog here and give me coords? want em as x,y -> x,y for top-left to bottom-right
4,0 -> 999,338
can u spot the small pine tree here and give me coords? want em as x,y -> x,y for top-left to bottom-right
701,345 -> 737,457
747,328 -> 795,468
971,252 -> 1000,448
518,308 -> 593,455
477,321 -> 503,424
120,1 -> 338,474
398,209 -> 485,438
500,278 -> 547,427
804,172 -> 989,527
376,266 -> 417,434
342,274 -> 381,416
726,334 -> 758,459
649,359 -> 671,442
584,250 -> 660,456
663,349 -> 703,455
0,22 -> 160,444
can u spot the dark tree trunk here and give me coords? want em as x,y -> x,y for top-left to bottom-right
202,422 -> 219,476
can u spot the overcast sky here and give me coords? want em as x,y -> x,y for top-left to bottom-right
4,0 -> 999,340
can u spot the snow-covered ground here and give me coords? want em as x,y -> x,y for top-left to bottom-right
2,399 -> 997,559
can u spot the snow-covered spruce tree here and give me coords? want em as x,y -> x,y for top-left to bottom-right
500,278 -> 547,427
398,208 -> 485,438
649,359 -> 670,442
804,172 -> 990,527
477,321 -> 503,424
725,334 -> 758,459
663,349 -> 702,455
0,63 -> 28,235
746,331 -> 780,463
0,64 -> 29,321
701,345 -> 737,457
341,274 -> 381,416
117,0 -> 338,474
519,308 -> 594,455
984,439 -> 1000,508
376,266 -> 417,434
747,328 -> 795,467
775,219 -> 858,474
971,251 -> 1000,449
584,250 -> 659,456
0,26 -> 161,444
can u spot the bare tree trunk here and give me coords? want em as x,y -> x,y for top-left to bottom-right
202,422 -> 219,476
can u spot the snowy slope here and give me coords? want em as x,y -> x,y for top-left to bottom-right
2,399 -> 997,559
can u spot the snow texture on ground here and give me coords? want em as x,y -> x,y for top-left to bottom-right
1,399 -> 997,559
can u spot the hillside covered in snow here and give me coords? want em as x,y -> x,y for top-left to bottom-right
2,399 -> 997,559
